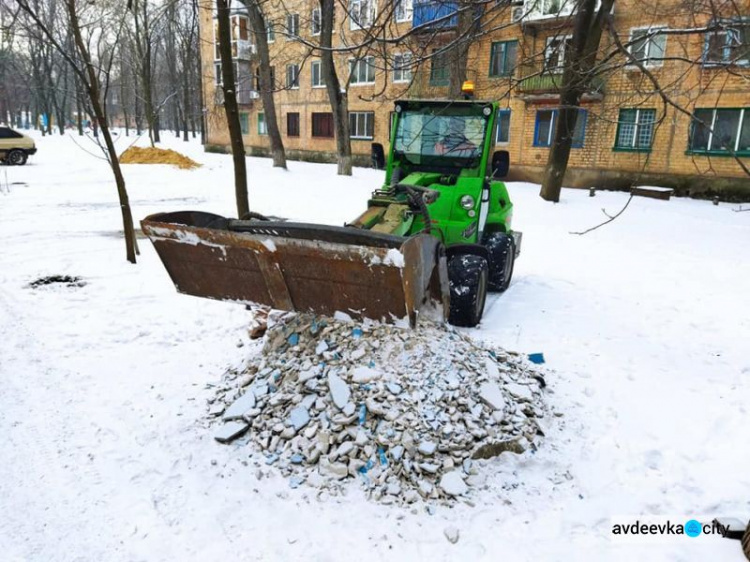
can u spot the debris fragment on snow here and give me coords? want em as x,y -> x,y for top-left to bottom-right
222,391 -> 256,420
214,421 -> 249,443
211,313 -> 546,505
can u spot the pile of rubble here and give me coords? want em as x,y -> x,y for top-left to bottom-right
210,314 -> 546,504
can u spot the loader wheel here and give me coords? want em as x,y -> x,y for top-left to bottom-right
7,150 -> 27,166
447,254 -> 488,328
483,232 -> 515,292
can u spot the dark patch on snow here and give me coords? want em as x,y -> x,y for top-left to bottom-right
28,275 -> 86,289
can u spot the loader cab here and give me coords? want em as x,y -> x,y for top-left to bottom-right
387,100 -> 497,182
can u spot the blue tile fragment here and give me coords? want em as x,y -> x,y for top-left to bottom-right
528,352 -> 545,364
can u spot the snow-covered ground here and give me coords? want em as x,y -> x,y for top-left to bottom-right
1,130 -> 748,562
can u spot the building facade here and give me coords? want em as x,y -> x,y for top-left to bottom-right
199,0 -> 750,197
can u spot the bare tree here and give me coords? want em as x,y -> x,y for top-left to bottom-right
15,0 -> 139,263
540,0 -> 615,202
217,0 -> 250,217
243,0 -> 286,167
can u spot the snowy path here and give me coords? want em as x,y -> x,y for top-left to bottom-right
1,131 -> 748,561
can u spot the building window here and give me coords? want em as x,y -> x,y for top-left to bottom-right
534,108 -> 587,148
489,41 -> 517,77
311,60 -> 325,87
239,112 -> 249,135
349,56 -> 376,85
285,13 -> 300,38
496,109 -> 511,143
544,36 -> 573,73
349,0 -> 376,30
349,111 -> 375,139
312,112 -> 334,137
614,108 -> 656,151
267,23 -> 275,43
629,28 -> 667,67
286,64 -> 300,89
395,0 -> 413,22
287,112 -> 300,137
258,112 -> 267,135
213,15 -> 251,60
704,20 -> 750,66
688,108 -> 750,155
214,61 -> 240,87
430,49 -> 450,86
393,53 -> 412,83
312,7 -> 322,35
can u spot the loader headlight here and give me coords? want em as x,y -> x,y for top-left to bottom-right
460,195 -> 475,210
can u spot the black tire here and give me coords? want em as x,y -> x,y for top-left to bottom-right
483,231 -> 515,292
447,254 -> 489,328
7,150 -> 27,166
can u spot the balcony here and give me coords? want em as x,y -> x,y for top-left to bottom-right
413,1 -> 458,31
519,0 -> 601,27
517,70 -> 605,100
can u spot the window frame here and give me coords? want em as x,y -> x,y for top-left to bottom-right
496,109 -> 511,144
613,108 -> 657,152
393,53 -> 413,83
311,60 -> 325,88
349,111 -> 375,140
285,13 -> 300,38
544,35 -> 573,73
395,0 -> 413,22
533,108 -> 587,148
312,112 -> 335,138
627,26 -> 668,68
287,112 -> 300,137
257,112 -> 268,135
349,0 -> 377,30
239,112 -> 250,135
267,23 -> 275,43
429,49 -> 450,86
213,15 -> 251,61
703,19 -> 750,67
311,7 -> 322,35
285,63 -> 300,89
349,56 -> 376,85
687,107 -> 750,156
489,40 -> 518,78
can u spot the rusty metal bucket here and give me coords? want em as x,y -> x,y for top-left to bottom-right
141,211 -> 449,327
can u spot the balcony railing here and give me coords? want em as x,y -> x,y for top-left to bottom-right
413,1 -> 458,30
517,72 -> 605,95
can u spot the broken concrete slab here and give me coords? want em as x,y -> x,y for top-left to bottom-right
214,421 -> 249,443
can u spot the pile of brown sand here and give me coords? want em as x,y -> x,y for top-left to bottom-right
120,146 -> 201,170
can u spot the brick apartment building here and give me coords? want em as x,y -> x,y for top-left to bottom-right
199,0 -> 750,197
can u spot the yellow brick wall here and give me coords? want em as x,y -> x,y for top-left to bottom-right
200,0 -> 750,181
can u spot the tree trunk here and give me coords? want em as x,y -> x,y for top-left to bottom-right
65,0 -> 137,263
244,0 -> 286,168
319,0 -> 351,175
448,4 -> 476,99
217,0 -> 250,218
540,0 -> 615,202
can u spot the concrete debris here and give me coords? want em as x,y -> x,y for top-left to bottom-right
211,313 -> 545,505
439,471 -> 468,497
214,421 -> 249,443
222,391 -> 256,420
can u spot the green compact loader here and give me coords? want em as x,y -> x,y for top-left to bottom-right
142,98 -> 521,328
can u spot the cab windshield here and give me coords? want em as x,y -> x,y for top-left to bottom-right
393,105 -> 488,168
